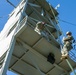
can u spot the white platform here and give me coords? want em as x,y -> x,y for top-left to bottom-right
8,24 -> 76,75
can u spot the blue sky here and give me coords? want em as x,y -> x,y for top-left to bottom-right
0,0 -> 76,75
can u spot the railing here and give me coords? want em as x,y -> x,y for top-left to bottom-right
15,16 -> 28,32
14,16 -> 61,48
27,17 -> 60,47
69,50 -> 76,62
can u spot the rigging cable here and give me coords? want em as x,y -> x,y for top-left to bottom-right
59,18 -> 76,27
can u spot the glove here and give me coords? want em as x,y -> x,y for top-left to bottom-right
73,39 -> 75,43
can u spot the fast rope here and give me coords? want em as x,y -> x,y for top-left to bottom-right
48,1 -> 76,75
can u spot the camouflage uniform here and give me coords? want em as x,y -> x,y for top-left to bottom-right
35,22 -> 50,41
61,34 -> 74,58
35,22 -> 45,35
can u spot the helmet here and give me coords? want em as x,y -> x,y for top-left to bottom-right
66,31 -> 72,35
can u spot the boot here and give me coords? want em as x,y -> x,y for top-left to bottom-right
61,55 -> 68,60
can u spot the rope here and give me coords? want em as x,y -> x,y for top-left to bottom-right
66,59 -> 76,75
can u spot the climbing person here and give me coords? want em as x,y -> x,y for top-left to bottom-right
61,31 -> 74,60
34,21 -> 50,41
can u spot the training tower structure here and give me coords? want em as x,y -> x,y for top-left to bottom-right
0,0 -> 76,75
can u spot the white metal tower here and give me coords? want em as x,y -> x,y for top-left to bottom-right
0,0 -> 76,75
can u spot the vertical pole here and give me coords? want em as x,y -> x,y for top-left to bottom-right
0,39 -> 16,75
48,2 -> 63,48
66,59 -> 76,75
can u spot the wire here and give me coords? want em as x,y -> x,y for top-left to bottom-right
15,0 -> 19,4
0,0 -> 20,19
0,15 -> 9,19
59,18 -> 76,26
6,0 -> 16,8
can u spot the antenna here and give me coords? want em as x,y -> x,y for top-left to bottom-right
55,4 -> 60,10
